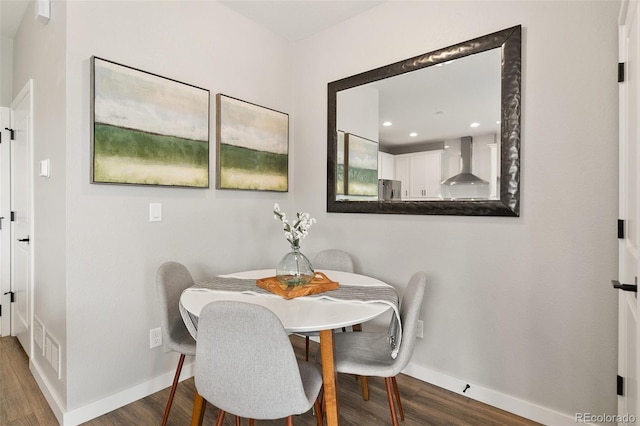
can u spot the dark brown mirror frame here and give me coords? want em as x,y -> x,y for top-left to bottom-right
327,25 -> 521,216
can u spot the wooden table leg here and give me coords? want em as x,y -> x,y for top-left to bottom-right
190,390 -> 206,426
319,329 -> 339,426
360,376 -> 369,401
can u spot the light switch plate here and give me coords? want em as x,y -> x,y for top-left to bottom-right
39,159 -> 50,178
149,203 -> 162,222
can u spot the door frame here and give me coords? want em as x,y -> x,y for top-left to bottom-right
618,0 -> 640,420
0,107 -> 11,336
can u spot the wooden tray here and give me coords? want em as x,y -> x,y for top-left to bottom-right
256,272 -> 339,300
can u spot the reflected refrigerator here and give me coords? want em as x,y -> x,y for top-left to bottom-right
378,179 -> 402,200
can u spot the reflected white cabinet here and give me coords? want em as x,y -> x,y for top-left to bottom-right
378,151 -> 395,180
394,150 -> 442,199
394,155 -> 411,198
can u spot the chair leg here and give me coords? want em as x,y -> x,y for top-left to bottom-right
162,353 -> 186,426
314,393 -> 323,426
391,376 -> 404,421
360,376 -> 369,401
350,324 -> 368,401
305,336 -> 310,361
215,409 -> 226,426
384,377 -> 399,426
249,419 -> 255,426
235,415 -> 241,426
286,415 -> 294,426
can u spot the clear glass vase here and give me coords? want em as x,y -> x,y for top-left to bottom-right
276,245 -> 314,286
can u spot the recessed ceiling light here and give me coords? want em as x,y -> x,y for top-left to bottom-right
470,122 -> 480,128
409,132 -> 418,137
382,121 -> 392,127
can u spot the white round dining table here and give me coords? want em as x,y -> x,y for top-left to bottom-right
180,268 -> 394,426
180,269 -> 392,333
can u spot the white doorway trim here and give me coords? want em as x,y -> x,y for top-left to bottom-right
0,107 -> 11,336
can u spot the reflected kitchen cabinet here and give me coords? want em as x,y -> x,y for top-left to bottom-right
378,151 -> 395,180
395,155 -> 410,198
394,150 -> 443,200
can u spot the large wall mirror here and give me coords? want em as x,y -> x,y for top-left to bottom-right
327,25 -> 521,216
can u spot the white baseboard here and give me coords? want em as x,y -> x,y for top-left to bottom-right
402,363 -> 587,426
32,357 -> 195,426
30,359 -> 66,424
32,354 -> 587,426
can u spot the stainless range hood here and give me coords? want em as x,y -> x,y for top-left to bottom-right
441,136 -> 489,200
442,136 -> 488,186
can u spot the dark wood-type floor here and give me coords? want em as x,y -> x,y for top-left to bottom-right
1,335 -> 541,425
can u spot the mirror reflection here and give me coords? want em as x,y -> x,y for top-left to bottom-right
336,48 -> 502,202
327,25 -> 521,216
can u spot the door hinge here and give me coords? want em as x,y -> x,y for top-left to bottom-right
619,62 -> 626,83
3,127 -> 14,141
10,211 -> 14,221
618,375 -> 624,396
0,304 -> 2,316
619,219 -> 625,239
3,291 -> 14,302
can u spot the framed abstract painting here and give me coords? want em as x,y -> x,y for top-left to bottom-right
216,94 -> 289,192
344,133 -> 378,197
91,57 -> 210,188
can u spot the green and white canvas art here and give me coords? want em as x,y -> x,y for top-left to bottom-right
91,57 -> 210,187
216,94 -> 288,192
345,133 -> 378,196
336,131 -> 345,195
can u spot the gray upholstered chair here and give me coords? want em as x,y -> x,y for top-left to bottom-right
155,261 -> 197,426
300,249 -> 356,361
314,248 -> 355,273
330,271 -> 427,426
194,301 -> 323,426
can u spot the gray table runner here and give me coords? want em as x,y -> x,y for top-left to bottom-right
180,276 -> 402,358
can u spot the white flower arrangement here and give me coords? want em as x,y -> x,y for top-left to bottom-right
273,203 -> 316,249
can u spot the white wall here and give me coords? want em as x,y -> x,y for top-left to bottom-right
63,0 -> 295,413
293,0 -> 619,422
1,36 -> 13,107
337,86 -> 379,141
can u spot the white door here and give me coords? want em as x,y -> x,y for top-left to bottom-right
618,1 -> 640,422
10,81 -> 33,357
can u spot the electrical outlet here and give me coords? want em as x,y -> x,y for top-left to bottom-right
416,320 -> 424,339
150,327 -> 162,349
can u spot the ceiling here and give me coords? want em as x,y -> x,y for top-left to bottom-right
220,1 -> 385,41
0,0 -> 385,41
